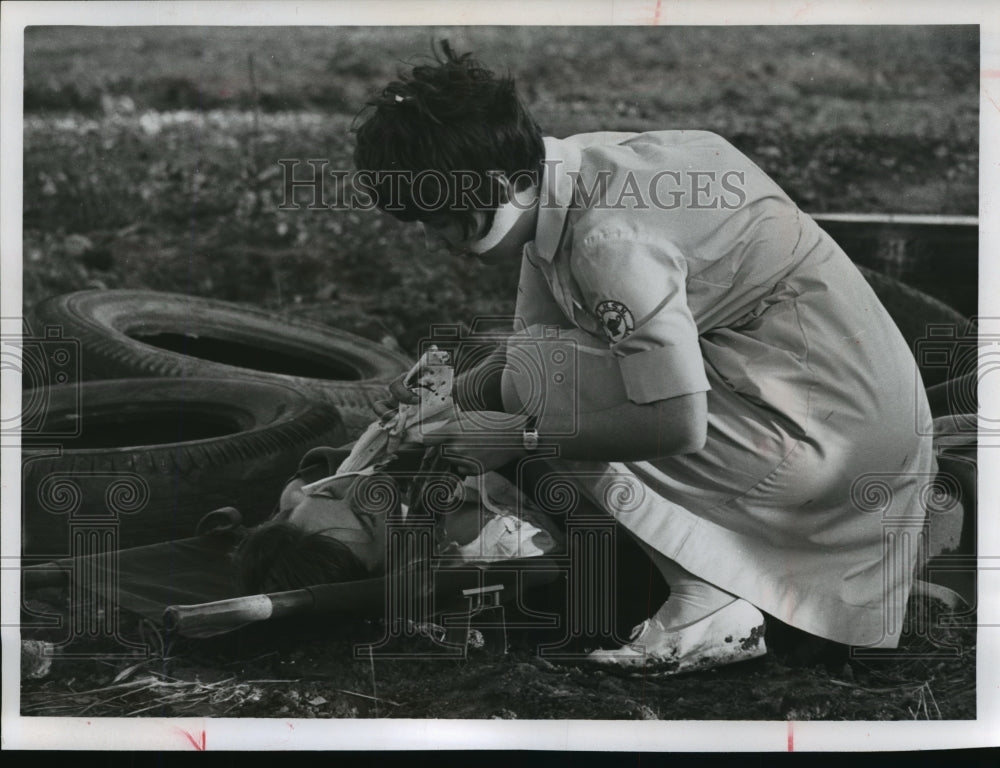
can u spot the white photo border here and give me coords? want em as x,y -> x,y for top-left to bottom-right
1,0 -> 997,751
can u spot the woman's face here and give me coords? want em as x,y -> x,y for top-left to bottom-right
419,175 -> 540,264
421,212 -> 490,258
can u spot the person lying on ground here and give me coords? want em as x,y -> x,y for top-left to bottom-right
352,41 -> 937,673
234,446 -> 563,595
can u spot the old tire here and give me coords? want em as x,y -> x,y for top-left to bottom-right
856,265 -> 973,389
21,377 -> 348,555
30,290 -> 412,436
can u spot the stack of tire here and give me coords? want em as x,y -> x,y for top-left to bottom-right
22,275 -> 977,573
22,290 -> 411,554
854,266 -> 978,592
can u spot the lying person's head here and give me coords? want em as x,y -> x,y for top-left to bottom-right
353,40 -> 543,261
233,480 -> 387,594
234,521 -> 368,594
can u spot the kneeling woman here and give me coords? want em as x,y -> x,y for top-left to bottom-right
351,43 -> 936,671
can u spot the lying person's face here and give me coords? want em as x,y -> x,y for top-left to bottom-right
282,491 -> 387,574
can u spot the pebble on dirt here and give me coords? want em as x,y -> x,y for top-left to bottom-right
63,234 -> 94,259
21,640 -> 54,680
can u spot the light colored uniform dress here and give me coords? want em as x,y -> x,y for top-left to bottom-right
509,131 -> 936,648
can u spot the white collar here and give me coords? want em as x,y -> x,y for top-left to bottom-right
468,186 -> 538,255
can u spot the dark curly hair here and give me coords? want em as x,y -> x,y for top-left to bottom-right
233,520 -> 368,594
353,40 -> 544,238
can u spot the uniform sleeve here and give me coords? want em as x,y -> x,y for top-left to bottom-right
571,233 -> 709,404
513,251 -> 571,330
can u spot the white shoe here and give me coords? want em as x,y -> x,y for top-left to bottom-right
587,598 -> 767,673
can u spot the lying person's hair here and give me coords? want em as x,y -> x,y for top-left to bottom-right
352,39 -> 544,238
234,520 -> 368,594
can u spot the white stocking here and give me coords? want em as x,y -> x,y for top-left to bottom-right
631,534 -> 737,630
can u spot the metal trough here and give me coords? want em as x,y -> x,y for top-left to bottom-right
812,213 -> 978,317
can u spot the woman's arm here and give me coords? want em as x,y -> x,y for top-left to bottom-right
552,391 -> 707,461
427,386 -> 706,473
453,342 -> 507,412
444,324 -> 709,469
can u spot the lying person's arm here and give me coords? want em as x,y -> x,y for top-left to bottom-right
374,340 -> 510,417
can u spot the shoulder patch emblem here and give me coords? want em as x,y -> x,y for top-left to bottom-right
595,300 -> 635,343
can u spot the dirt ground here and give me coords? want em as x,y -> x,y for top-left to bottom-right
18,26 -> 979,721
20,567 -> 977,720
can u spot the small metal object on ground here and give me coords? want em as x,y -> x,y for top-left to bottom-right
445,584 -> 508,656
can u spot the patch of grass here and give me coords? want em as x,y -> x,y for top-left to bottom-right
25,26 -> 977,116
22,26 -> 978,353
